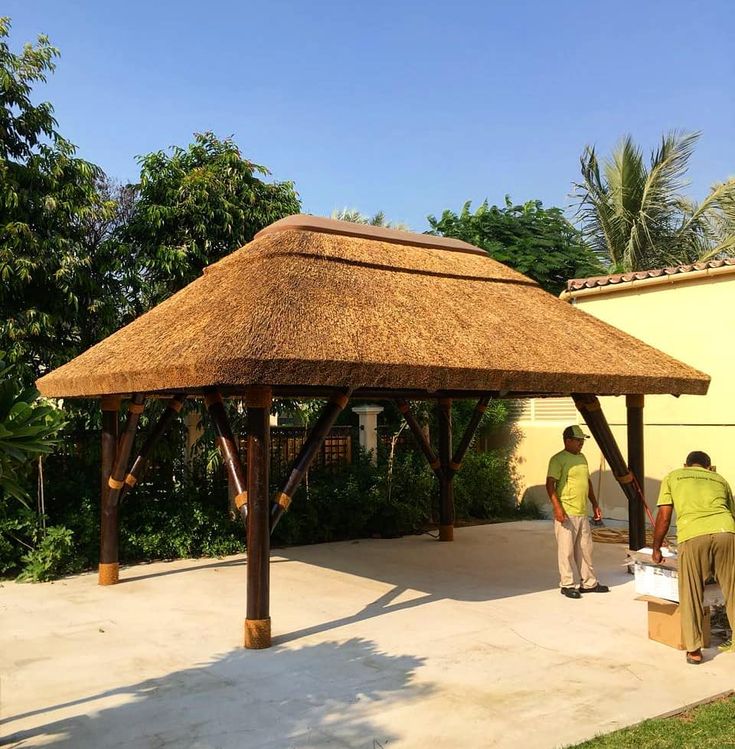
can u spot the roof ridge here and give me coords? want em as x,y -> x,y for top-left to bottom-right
255,214 -> 487,256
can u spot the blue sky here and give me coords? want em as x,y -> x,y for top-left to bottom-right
6,1 -> 735,230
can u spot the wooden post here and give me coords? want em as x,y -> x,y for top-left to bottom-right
574,394 -> 648,551
120,394 -> 185,500
99,396 -> 120,585
206,392 -> 248,524
626,394 -> 646,551
245,385 -> 272,649
270,390 -> 351,531
437,397 -> 454,542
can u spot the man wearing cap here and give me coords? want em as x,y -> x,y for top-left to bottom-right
546,425 -> 609,599
652,450 -> 735,664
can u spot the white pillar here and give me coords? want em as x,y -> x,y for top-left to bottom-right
352,404 -> 384,464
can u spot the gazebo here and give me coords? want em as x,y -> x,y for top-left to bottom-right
37,215 -> 710,648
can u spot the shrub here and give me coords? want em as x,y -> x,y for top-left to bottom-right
17,526 -> 80,582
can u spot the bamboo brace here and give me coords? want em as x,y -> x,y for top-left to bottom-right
120,394 -> 186,500
205,391 -> 248,524
270,389 -> 352,532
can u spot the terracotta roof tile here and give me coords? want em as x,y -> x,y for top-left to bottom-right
567,258 -> 735,292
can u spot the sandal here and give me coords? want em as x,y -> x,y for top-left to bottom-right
686,649 -> 703,665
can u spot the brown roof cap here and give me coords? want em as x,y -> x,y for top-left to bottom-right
567,258 -> 735,292
255,214 -> 487,256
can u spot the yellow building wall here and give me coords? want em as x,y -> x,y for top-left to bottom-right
513,272 -> 735,521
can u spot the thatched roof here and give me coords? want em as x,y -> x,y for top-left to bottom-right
36,215 -> 709,399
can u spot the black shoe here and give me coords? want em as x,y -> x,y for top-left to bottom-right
579,583 -> 609,593
560,587 -> 581,599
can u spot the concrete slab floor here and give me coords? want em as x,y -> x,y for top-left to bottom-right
1,520 -> 733,749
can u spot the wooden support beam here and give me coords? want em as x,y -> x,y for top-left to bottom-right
106,394 -> 146,509
573,394 -> 647,551
120,394 -> 186,501
626,394 -> 647,551
437,397 -> 454,542
245,385 -> 272,649
448,396 -> 490,478
99,396 -> 120,585
395,399 -> 441,478
270,390 -> 352,532
205,391 -> 248,524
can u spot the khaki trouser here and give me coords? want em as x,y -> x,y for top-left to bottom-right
554,515 -> 598,588
679,532 -> 735,652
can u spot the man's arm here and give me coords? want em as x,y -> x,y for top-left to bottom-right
588,478 -> 602,521
651,505 -> 673,564
545,477 -> 568,523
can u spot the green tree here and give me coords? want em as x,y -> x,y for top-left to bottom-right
428,198 -> 606,295
125,132 -> 301,306
0,18 -> 112,378
575,131 -> 735,272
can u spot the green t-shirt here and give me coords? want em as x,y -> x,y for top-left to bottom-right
657,467 -> 735,543
547,450 -> 590,516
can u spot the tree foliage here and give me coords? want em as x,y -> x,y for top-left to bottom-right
575,131 -> 735,272
0,18 -> 110,378
125,132 -> 301,305
0,353 -> 64,502
427,198 -> 606,295
331,207 -> 409,231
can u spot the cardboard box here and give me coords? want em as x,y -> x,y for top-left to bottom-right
637,595 -> 710,650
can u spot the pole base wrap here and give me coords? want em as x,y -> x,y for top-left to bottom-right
98,562 -> 119,585
244,617 -> 272,649
439,524 -> 454,542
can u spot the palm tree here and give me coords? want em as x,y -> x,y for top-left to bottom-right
331,208 -> 409,231
574,131 -> 735,272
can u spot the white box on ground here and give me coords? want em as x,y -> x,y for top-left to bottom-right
631,547 -> 723,604
634,561 -> 678,601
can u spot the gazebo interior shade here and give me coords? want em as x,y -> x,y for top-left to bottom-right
36,215 -> 710,399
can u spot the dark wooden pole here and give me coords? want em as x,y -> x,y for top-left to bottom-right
99,396 -> 121,585
574,394 -> 647,551
245,385 -> 272,649
270,390 -> 351,531
626,394 -> 647,551
205,391 -> 248,525
437,397 -> 454,542
120,394 -> 186,501
448,396 -> 490,478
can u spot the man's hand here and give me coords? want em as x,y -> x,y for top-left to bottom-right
593,505 -> 602,522
652,548 -> 663,564
553,505 -> 568,523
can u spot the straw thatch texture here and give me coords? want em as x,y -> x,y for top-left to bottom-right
36,217 -> 710,398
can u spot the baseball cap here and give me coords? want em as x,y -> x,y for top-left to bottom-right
563,424 -> 589,440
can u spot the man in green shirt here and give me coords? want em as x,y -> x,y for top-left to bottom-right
546,425 -> 609,599
653,450 -> 735,664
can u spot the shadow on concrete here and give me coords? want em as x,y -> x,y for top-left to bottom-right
117,555 -> 288,584
4,638 -> 430,748
274,521 -> 632,611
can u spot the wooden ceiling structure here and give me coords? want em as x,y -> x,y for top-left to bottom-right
37,215 -> 710,648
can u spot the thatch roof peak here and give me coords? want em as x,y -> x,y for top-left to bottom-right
254,214 -> 487,256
